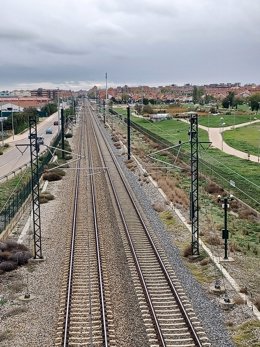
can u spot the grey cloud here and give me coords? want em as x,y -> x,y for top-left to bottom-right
0,0 -> 260,90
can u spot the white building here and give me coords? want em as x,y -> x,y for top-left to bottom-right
0,102 -> 24,113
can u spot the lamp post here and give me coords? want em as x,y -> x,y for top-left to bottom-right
217,194 -> 234,260
220,118 -> 225,150
0,105 -> 4,146
57,88 -> 60,133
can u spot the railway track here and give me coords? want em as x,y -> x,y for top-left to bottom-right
55,108 -> 116,346
55,100 -> 210,346
88,102 -> 210,347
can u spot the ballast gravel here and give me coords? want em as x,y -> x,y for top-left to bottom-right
100,121 -> 235,347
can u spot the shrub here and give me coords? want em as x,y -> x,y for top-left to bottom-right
239,287 -> 248,294
9,251 -> 32,265
233,295 -> 246,305
0,251 -> 12,262
42,172 -> 62,181
5,240 -> 29,252
0,261 -> 18,272
205,182 -> 224,194
0,242 -> 8,251
65,133 -> 73,138
39,196 -> 49,204
205,233 -> 221,246
183,244 -> 192,257
40,192 -> 55,201
152,203 -> 165,212
200,258 -> 210,266
51,168 -> 66,176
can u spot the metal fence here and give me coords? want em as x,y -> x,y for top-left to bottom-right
0,133 -> 61,234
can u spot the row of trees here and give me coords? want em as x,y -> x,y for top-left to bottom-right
222,92 -> 260,110
3,103 -> 58,134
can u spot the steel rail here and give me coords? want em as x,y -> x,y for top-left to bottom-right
85,113 -> 109,347
88,101 -> 203,347
62,123 -> 83,346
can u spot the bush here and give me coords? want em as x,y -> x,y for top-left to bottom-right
42,172 -> 62,181
39,196 -> 49,204
183,244 -> 192,257
40,192 -> 55,201
9,251 -> 32,265
51,168 -> 66,176
0,242 -> 8,251
5,240 -> 29,252
0,261 -> 18,272
152,203 -> 165,213
200,258 -> 210,266
205,233 -> 222,246
0,251 -> 12,262
65,133 -> 73,138
205,182 -> 224,195
233,295 -> 246,305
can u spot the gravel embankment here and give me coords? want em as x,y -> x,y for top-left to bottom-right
0,161 -> 75,346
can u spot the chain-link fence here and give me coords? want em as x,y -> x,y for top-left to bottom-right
0,133 -> 61,234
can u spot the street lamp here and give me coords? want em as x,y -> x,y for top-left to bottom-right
220,120 -> 225,150
7,107 -> 14,140
217,194 -> 234,260
57,88 -> 60,133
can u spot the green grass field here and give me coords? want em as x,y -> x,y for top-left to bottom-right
223,124 -> 260,157
117,112 -> 260,210
198,114 -> 260,128
132,117 -> 209,144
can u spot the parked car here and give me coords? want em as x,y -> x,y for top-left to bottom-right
45,128 -> 53,134
53,121 -> 59,125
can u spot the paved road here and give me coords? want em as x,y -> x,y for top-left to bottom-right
0,112 -> 59,179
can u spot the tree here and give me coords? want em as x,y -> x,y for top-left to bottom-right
41,103 -> 57,116
192,86 -> 204,104
249,93 -> 260,111
142,105 -> 153,114
222,92 -> 235,108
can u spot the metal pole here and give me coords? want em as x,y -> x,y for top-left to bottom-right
1,120 -> 4,147
57,88 -> 60,133
61,108 -> 65,159
105,72 -> 108,103
11,109 -> 14,140
127,105 -> 131,160
29,116 -> 43,259
189,113 -> 199,256
223,198 -> 229,260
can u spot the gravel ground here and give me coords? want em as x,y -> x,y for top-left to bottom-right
0,160 -> 75,346
0,114 -> 256,347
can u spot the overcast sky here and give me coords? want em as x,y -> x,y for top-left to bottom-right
1,0 -> 259,90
